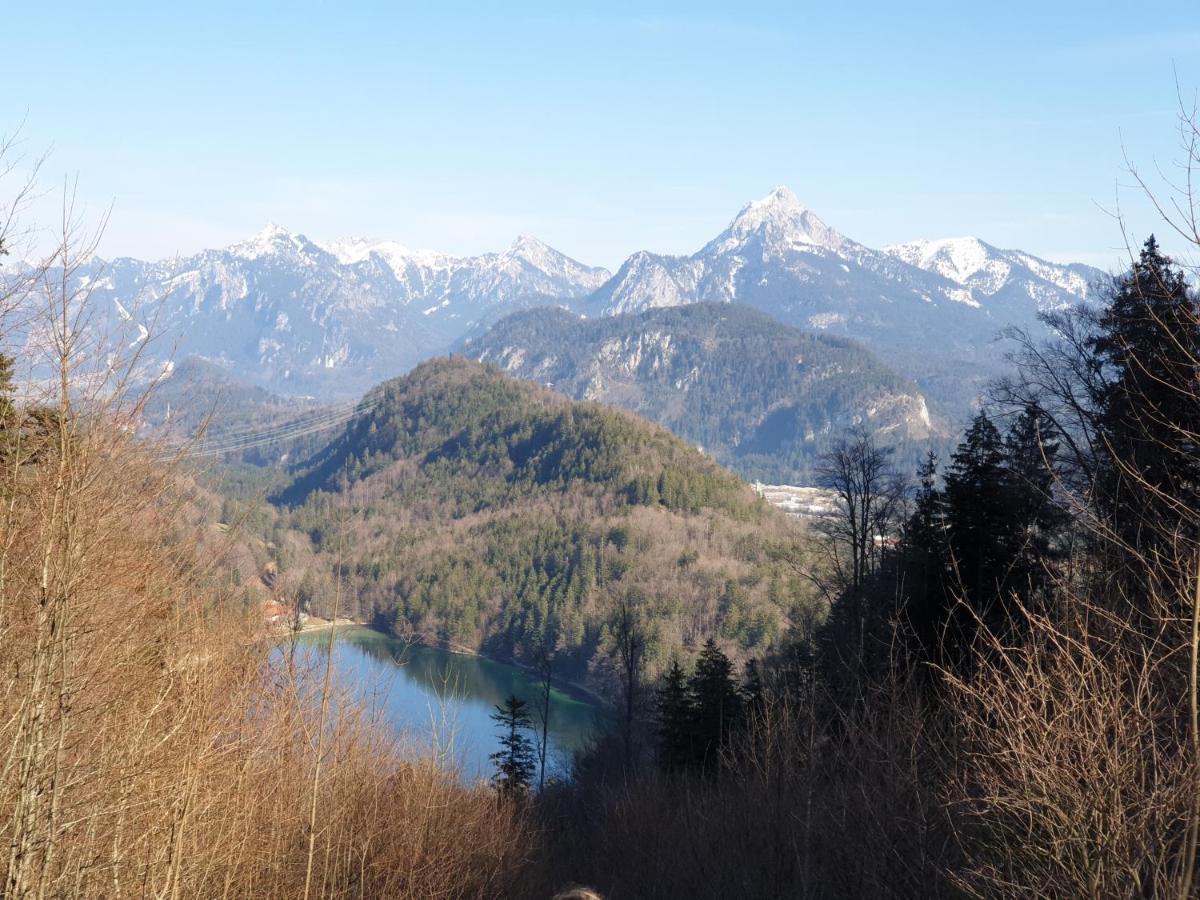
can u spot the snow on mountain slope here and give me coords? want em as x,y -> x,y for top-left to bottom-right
24,189 -> 1105,413
700,186 -> 849,256
317,233 -> 608,309
49,226 -> 610,398
586,188 -> 1101,353
885,236 -> 1098,312
584,187 -> 1003,354
575,187 -> 1107,418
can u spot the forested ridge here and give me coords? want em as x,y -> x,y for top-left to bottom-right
239,357 -> 815,693
464,302 -> 943,482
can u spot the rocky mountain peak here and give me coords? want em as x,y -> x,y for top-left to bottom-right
703,186 -> 848,257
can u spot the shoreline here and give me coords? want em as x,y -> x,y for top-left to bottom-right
325,622 -> 611,710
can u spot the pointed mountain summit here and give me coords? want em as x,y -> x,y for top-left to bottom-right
499,234 -> 610,288
702,186 -> 847,257
228,223 -> 316,261
67,226 -> 611,399
578,187 -> 1106,417
66,189 -> 1104,415
508,233 -> 551,257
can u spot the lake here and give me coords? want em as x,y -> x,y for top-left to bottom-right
293,626 -> 603,782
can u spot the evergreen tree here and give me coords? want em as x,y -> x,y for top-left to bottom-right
741,658 -> 765,718
941,413 -> 1022,661
1088,236 -> 1200,598
945,415 -> 1013,585
489,695 -> 536,799
898,451 -> 949,650
1002,403 -> 1066,609
688,639 -> 742,772
654,659 -> 694,773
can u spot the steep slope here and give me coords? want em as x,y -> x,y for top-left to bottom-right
70,227 -> 609,398
272,358 -> 815,693
462,304 -> 939,482
581,187 -> 1105,415
884,236 -> 1100,319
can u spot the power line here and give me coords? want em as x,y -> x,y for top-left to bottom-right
152,390 -> 385,462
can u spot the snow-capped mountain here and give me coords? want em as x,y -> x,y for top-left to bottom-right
318,232 -> 609,314
580,187 -> 1106,415
53,226 -> 609,397
883,236 -> 1098,315
26,188 -> 1105,411
586,187 -> 1101,346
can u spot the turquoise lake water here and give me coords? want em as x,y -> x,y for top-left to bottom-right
293,626 -> 602,781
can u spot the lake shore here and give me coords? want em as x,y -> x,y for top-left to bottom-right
324,623 -> 611,710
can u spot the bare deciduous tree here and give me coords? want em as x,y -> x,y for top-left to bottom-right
812,427 -> 906,600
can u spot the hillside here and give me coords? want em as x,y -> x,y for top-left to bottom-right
267,358 -> 816,693
462,303 -> 942,482
142,356 -> 349,467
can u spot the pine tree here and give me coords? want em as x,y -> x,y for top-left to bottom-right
688,639 -> 742,772
1088,236 -> 1200,597
654,659 -> 693,773
942,413 -> 1022,659
898,451 -> 950,658
489,695 -> 536,800
1002,403 -> 1066,610
741,658 -> 765,716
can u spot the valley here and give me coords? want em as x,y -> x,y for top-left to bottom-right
7,7 -> 1197,898
215,357 -> 817,701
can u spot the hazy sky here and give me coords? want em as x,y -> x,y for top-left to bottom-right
6,1 -> 1200,270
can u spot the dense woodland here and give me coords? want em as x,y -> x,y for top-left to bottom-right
6,115 -> 1200,900
465,302 -> 944,483
227,357 -> 815,693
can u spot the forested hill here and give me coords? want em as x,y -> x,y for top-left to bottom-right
266,357 -> 816,693
462,303 -> 942,483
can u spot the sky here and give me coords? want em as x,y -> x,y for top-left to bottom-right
4,1 -> 1200,270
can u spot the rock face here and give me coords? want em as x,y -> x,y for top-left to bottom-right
52,226 -> 608,398
463,303 -> 941,482
32,187 -> 1103,414
578,188 -> 1105,416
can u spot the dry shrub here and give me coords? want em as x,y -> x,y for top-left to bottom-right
0,414 -> 533,898
0,197 -> 533,899
943,591 -> 1199,898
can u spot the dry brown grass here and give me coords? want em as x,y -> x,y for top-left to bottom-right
0,192 -> 534,900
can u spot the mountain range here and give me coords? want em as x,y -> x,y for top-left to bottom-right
56,225 -> 608,397
28,187 -> 1106,418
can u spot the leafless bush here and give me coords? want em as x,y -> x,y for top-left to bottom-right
0,168 -> 533,899
940,94 -> 1200,898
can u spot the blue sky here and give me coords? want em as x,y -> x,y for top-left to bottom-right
5,1 -> 1200,269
